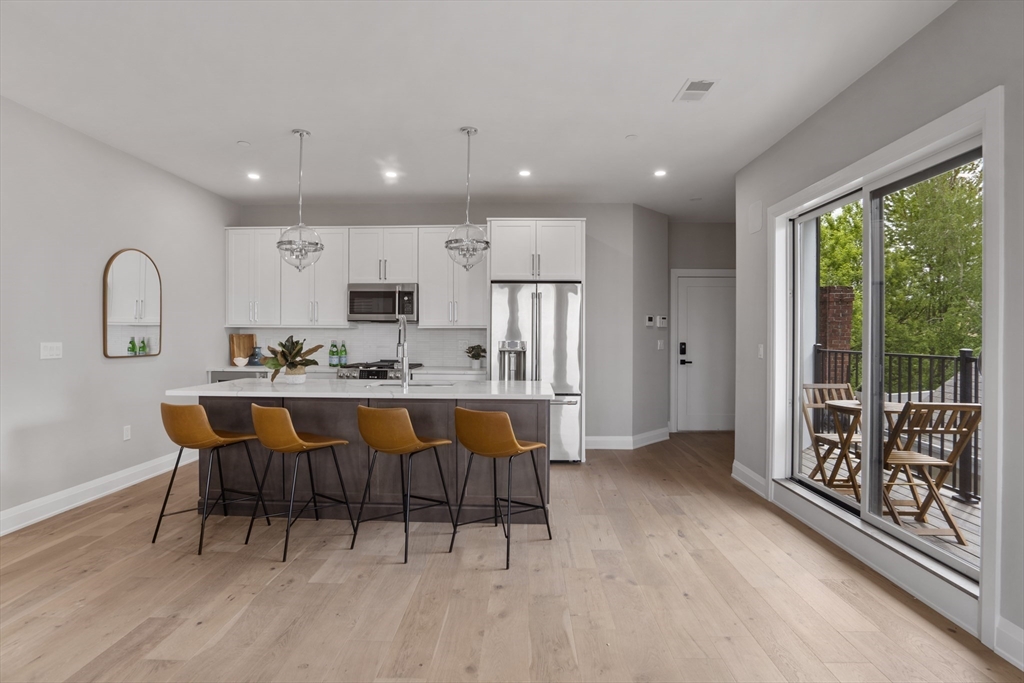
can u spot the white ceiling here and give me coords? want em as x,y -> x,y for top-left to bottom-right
0,0 -> 954,222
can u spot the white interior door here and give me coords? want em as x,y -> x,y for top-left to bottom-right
676,276 -> 736,431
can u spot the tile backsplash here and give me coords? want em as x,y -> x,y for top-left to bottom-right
235,324 -> 486,367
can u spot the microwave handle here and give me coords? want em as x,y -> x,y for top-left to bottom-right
395,285 -> 400,321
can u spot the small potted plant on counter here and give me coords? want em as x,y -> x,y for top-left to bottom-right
465,344 -> 486,370
261,335 -> 323,384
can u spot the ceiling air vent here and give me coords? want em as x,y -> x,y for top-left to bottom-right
674,79 -> 716,103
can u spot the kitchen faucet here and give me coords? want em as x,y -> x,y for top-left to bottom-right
396,314 -> 410,391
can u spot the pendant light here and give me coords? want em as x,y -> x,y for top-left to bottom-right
445,126 -> 490,270
277,129 -> 323,272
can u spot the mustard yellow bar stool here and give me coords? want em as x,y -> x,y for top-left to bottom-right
154,403 -> 270,555
247,404 -> 355,561
449,407 -> 551,569
351,405 -> 455,564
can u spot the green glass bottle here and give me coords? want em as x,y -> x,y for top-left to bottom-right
138,337 -> 148,355
329,340 -> 340,367
339,340 -> 348,367
127,337 -> 137,356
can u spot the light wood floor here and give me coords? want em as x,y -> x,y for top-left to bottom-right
1,433 -> 1019,683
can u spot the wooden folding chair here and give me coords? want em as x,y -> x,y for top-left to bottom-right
801,384 -> 860,486
881,402 -> 982,546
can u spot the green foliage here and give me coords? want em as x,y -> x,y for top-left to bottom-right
465,344 -> 486,360
817,160 -> 983,359
260,335 -> 323,382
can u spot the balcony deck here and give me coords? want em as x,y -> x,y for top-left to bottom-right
799,451 -> 981,568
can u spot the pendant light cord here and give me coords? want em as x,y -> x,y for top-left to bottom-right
297,131 -> 305,226
464,130 -> 472,225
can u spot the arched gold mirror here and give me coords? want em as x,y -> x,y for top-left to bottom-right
103,249 -> 162,358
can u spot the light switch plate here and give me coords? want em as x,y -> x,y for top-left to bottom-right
657,339 -> 665,350
645,315 -> 654,327
40,342 -> 62,359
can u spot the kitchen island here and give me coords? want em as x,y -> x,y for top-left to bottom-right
166,379 -> 553,524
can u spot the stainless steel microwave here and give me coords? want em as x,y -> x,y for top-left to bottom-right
348,283 -> 418,322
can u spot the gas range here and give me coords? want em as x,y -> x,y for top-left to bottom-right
336,360 -> 424,380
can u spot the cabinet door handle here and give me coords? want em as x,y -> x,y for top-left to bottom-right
309,301 -> 313,322
454,301 -> 458,322
249,301 -> 253,322
449,301 -> 453,322
378,259 -> 382,280
384,259 -> 387,281
255,301 -> 259,322
141,299 -> 145,319
315,301 -> 319,322
536,253 -> 540,277
530,253 -> 535,277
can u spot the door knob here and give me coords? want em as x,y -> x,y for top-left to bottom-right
680,359 -> 693,365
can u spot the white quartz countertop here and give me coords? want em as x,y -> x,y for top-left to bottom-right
209,365 -> 486,375
169,378 -> 553,400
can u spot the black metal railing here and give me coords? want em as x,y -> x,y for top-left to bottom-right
814,346 -> 981,503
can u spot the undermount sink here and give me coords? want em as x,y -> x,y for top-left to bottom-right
366,381 -> 455,387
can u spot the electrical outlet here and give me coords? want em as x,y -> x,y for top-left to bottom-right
758,343 -> 764,359
657,339 -> 665,350
123,426 -> 131,441
40,342 -> 63,359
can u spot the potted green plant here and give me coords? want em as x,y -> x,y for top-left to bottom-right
260,335 -> 323,384
465,344 -> 486,370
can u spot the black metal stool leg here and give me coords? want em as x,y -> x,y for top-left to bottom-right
330,446 -> 355,532
283,452 -> 302,562
433,447 -> 456,530
402,453 -> 413,564
243,441 -> 271,526
198,448 -> 218,555
351,450 -> 379,549
216,448 -> 229,516
152,446 -> 184,544
506,455 -> 514,570
492,458 -> 498,527
448,452 -> 475,552
306,451 -> 320,521
246,450 -> 274,545
530,450 -> 552,540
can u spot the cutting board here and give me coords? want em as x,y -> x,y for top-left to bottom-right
229,334 -> 257,364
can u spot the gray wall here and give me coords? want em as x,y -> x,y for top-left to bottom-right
0,98 -> 239,511
733,1 -> 1023,631
631,205 -> 670,436
237,201 -> 636,439
669,222 -> 736,270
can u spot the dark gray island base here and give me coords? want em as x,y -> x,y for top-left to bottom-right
198,395 -> 551,525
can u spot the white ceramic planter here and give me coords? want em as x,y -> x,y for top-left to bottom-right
281,370 -> 307,384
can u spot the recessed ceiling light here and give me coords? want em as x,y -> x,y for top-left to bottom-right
519,170 -> 531,177
247,172 -> 260,180
654,170 -> 667,177
237,140 -> 251,147
385,171 -> 398,178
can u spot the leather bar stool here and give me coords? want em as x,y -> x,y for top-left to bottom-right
154,403 -> 270,555
247,404 -> 355,561
351,405 -> 456,564
449,407 -> 551,569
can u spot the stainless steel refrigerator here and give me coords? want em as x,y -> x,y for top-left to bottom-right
491,282 -> 583,462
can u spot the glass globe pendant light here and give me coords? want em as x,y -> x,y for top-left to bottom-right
445,126 -> 490,270
277,129 -> 323,272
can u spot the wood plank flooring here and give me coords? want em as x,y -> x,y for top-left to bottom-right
1,433 -> 1019,683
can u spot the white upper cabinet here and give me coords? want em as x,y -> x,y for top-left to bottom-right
417,227 -> 488,328
489,219 -> 584,281
280,228 -> 349,327
349,227 -> 418,283
536,220 -> 584,281
489,220 -> 536,280
225,228 -> 281,326
107,250 -> 161,324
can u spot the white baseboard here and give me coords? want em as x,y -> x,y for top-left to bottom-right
996,616 -> 1024,671
586,428 -> 669,451
633,427 -> 670,449
731,460 -> 768,497
0,448 -> 198,536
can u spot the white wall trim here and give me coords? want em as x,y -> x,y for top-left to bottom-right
669,268 -> 737,432
764,86 -> 1007,651
995,617 -> 1024,671
587,427 -> 669,451
0,448 -> 197,536
731,459 -> 768,497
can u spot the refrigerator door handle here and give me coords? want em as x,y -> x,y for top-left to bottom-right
551,399 -> 578,405
535,291 -> 542,381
